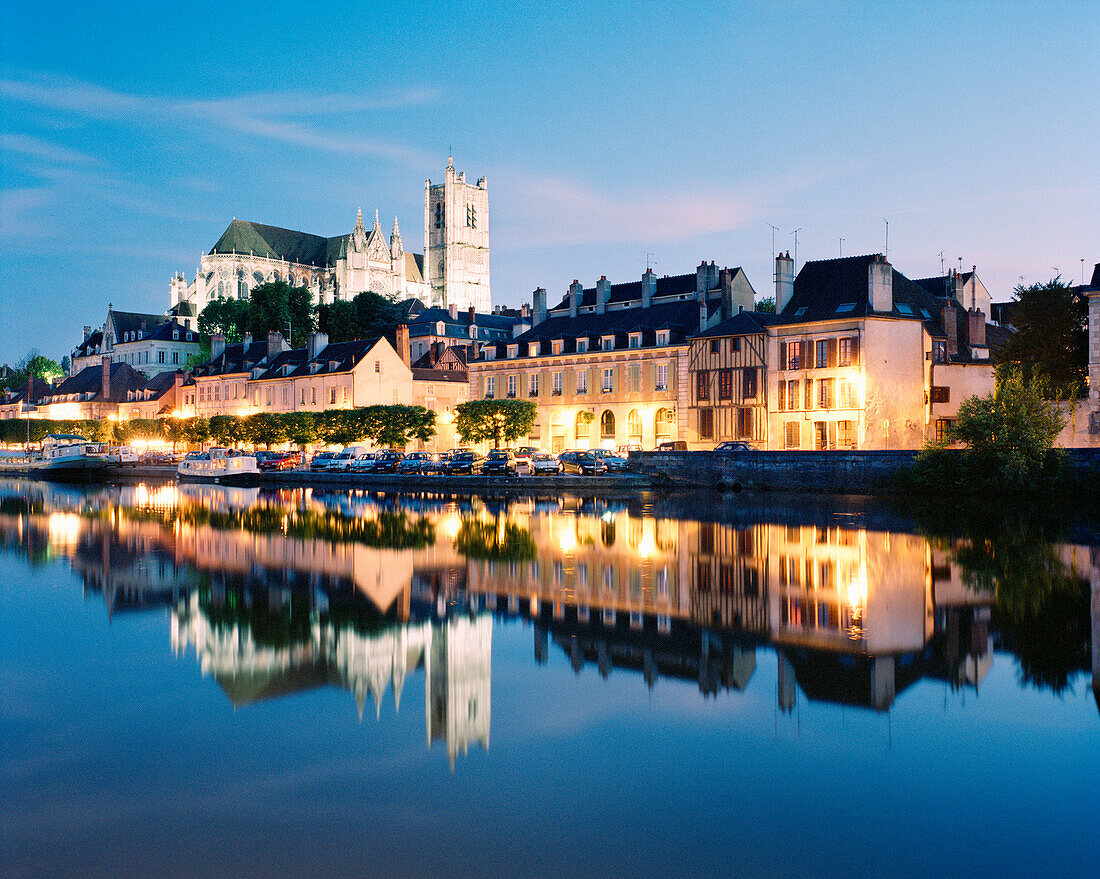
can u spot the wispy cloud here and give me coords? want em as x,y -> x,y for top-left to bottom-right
0,75 -> 438,165
0,187 -> 55,238
0,133 -> 99,166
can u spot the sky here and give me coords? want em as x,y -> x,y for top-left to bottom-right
1,0 -> 1097,365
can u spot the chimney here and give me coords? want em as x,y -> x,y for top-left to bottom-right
868,254 -> 893,313
595,276 -> 611,315
641,268 -> 656,309
707,260 -> 719,291
468,306 -> 476,327
696,260 -> 708,294
521,303 -> 530,320
942,304 -> 958,356
101,355 -> 111,401
211,333 -> 226,361
267,330 -> 288,357
967,308 -> 986,348
396,324 -> 410,366
307,331 -> 329,359
83,325 -> 92,341
172,370 -> 184,409
432,341 -> 443,364
25,373 -> 34,410
448,302 -> 458,320
699,297 -> 708,333
242,332 -> 252,351
719,268 -> 733,320
775,252 -> 795,314
533,287 -> 548,325
568,280 -> 583,318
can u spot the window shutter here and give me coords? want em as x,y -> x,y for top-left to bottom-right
828,338 -> 838,368
804,379 -> 813,410
802,340 -> 811,368
779,342 -> 787,371
778,380 -> 786,411
850,336 -> 860,367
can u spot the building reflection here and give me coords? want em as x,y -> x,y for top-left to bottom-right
0,477 -> 1096,748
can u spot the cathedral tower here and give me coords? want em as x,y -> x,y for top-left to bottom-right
424,157 -> 491,312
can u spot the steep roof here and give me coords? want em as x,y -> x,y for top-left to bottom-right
48,362 -> 147,403
72,330 -> 103,358
110,310 -> 166,338
696,310 -> 778,338
251,337 -> 385,380
549,271 -> 708,311
412,367 -> 468,383
195,339 -> 271,376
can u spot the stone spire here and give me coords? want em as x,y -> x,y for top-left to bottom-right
371,209 -> 382,236
351,207 -> 367,251
390,215 -> 403,259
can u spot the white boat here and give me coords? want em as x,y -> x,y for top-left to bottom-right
177,447 -> 260,483
0,434 -> 114,481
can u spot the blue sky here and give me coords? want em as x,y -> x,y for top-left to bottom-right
1,1 -> 1097,364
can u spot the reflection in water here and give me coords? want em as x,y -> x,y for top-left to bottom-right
1,478 -> 1097,767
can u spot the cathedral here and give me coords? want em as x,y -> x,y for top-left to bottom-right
169,157 -> 490,315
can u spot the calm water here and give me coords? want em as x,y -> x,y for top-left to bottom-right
1,479 -> 1097,878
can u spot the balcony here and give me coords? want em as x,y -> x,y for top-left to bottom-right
529,390 -> 539,397
507,392 -> 516,399
552,390 -> 562,397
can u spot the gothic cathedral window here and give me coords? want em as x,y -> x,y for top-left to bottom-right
434,203 -> 444,229
467,203 -> 477,228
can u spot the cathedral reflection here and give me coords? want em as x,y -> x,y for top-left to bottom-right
1,478 -> 1096,760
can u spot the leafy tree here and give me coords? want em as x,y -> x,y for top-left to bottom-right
60,355 -> 70,375
454,399 -> 538,448
453,517 -> 537,562
755,296 -> 776,314
198,297 -> 250,342
209,415 -> 245,447
361,404 -> 436,449
249,281 -> 315,348
243,412 -> 287,448
318,289 -> 405,343
187,417 -> 211,446
283,412 -> 321,449
995,276 -> 1087,395
186,338 -> 212,369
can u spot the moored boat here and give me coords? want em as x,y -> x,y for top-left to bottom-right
177,448 -> 260,484
0,434 -> 114,482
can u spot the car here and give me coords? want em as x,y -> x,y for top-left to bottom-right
590,449 -> 630,472
616,444 -> 642,455
529,452 -> 562,474
714,441 -> 752,451
446,451 -> 484,475
310,451 -> 337,472
656,440 -> 688,451
482,449 -> 518,476
371,450 -> 404,473
255,450 -> 287,472
397,452 -> 431,474
422,451 -> 451,474
347,453 -> 377,473
559,451 -> 608,475
512,446 -> 539,469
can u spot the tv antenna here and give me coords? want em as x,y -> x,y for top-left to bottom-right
642,251 -> 657,271
882,219 -> 889,259
768,224 -> 779,263
839,237 -> 845,257
939,251 -> 945,275
791,228 -> 802,269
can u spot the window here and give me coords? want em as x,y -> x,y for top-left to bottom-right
931,386 -> 950,404
434,202 -> 444,228
266,388 -> 273,407
374,360 -> 381,373
835,302 -> 856,314
576,370 -> 588,394
699,408 -> 714,439
311,387 -> 317,404
935,418 -> 954,443
785,421 -> 800,449
933,340 -> 947,363
711,339 -> 721,355
172,352 -> 179,365
628,365 -> 642,393
507,375 -> 517,398
158,351 -> 165,364
737,407 -> 752,438
838,379 -> 855,409
282,387 -> 289,407
172,329 -> 179,341
486,376 -> 496,398
553,371 -> 562,396
529,373 -> 539,397
629,334 -> 641,349
818,378 -> 833,409
838,420 -> 855,449
301,389 -> 306,405
600,410 -> 616,438
552,340 -> 562,355
816,339 -> 828,368
656,363 -> 669,392
656,331 -> 669,346
839,337 -> 853,367
732,337 -> 741,352
742,367 -> 757,398
575,410 -> 590,440
602,336 -> 615,351
696,370 -> 710,400
814,421 -> 828,450
718,369 -> 733,400
330,387 -> 337,405
576,338 -> 588,353
786,340 -> 801,370
602,368 -> 614,393
627,409 -> 642,442
787,379 -> 800,411
467,203 -> 477,228
343,387 -> 349,402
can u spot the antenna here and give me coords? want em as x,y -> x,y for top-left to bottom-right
882,219 -> 889,258
768,224 -> 779,263
1083,258 -> 1086,284
839,237 -> 845,257
791,228 -> 802,270
642,251 -> 656,272
939,251 -> 945,275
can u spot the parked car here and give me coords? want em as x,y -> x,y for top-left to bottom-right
656,440 -> 688,451
512,446 -> 539,469
482,449 -> 518,476
559,451 -> 608,475
616,444 -> 643,455
446,451 -> 484,475
398,452 -> 432,474
529,452 -> 562,474
422,451 -> 452,474
329,445 -> 373,471
714,441 -> 752,451
348,453 -> 377,473
310,451 -> 337,471
590,449 -> 630,472
371,450 -> 404,473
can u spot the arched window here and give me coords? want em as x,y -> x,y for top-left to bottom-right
550,412 -> 566,453
655,408 -> 673,441
253,270 -> 265,285
575,411 -> 589,440
217,281 -> 224,296
600,410 -> 616,439
627,409 -> 642,443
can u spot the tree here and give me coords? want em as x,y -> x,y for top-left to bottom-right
317,289 -> 405,343
249,281 -> 315,348
209,415 -> 245,447
995,277 -> 1086,395
283,412 -> 321,449
198,297 -> 250,342
243,412 -> 287,448
361,405 -> 436,449
755,296 -> 776,314
454,399 -> 538,448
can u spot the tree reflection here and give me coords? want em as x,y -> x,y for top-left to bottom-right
453,517 -> 537,562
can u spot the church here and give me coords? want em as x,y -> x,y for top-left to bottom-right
169,157 -> 491,316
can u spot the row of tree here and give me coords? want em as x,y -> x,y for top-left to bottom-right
197,281 -> 408,349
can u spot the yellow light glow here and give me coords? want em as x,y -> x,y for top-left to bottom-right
558,526 -> 577,554
637,534 -> 656,559
47,513 -> 83,550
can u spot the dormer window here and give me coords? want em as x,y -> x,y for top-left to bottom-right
172,329 -> 180,340
528,341 -> 540,357
506,344 -> 518,359
576,338 -> 588,353
552,340 -> 563,355
602,336 -> 615,351
629,333 -> 642,349
186,331 -> 193,341
436,321 -> 445,334
656,331 -> 669,346
469,326 -> 477,339
485,347 -> 496,361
